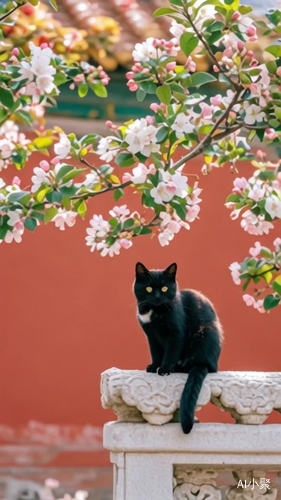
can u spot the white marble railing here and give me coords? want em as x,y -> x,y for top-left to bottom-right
101,368 -> 281,500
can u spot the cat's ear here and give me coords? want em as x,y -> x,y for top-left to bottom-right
164,263 -> 177,279
136,262 -> 149,278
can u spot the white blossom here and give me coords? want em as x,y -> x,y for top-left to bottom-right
96,136 -> 120,162
53,209 -> 77,231
265,195 -> 281,219
244,103 -> 265,125
171,112 -> 194,139
125,118 -> 160,157
54,134 -> 71,159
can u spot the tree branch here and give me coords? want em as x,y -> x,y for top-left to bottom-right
0,2 -> 22,22
182,6 -> 240,90
172,89 -> 242,170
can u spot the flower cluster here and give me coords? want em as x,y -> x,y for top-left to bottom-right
229,238 -> 281,312
226,165 -> 281,235
0,121 -> 30,171
86,205 -> 138,257
17,42 -> 57,96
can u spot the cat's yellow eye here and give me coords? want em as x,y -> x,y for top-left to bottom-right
146,286 -> 153,293
161,286 -> 168,292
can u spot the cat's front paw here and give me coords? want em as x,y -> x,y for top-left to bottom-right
146,363 -> 158,373
158,365 -> 171,376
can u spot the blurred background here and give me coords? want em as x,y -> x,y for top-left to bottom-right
0,0 -> 280,498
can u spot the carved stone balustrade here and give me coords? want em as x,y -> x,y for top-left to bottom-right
101,368 -> 281,500
101,368 -> 281,425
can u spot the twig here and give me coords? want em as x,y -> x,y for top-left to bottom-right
0,3 -> 22,22
172,89 -> 242,170
182,6 -> 240,90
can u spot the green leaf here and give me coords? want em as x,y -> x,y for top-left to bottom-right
56,165 -> 73,181
267,10 -> 281,27
24,217 -> 37,231
49,0 -> 58,11
225,193 -> 242,203
46,190 -> 62,203
171,201 -> 186,220
74,199 -> 87,216
114,188 -> 124,201
89,82 -> 107,98
54,72 -> 68,86
12,148 -> 27,170
156,84 -> 171,105
0,87 -> 13,108
273,279 -> 281,295
140,226 -> 152,234
190,72 -> 217,87
45,206 -> 58,222
153,7 -> 177,16
180,32 -> 199,57
78,83 -> 88,98
36,187 -> 51,202
62,168 -> 86,183
264,294 -> 280,310
136,89 -> 146,102
123,218 -> 134,229
266,45 -> 281,58
116,153 -> 135,167
15,110 -> 34,125
156,126 -> 169,143
8,191 -> 30,203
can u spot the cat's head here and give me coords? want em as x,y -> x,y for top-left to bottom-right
134,262 -> 178,306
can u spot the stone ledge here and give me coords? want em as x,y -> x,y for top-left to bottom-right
101,368 -> 281,425
103,422 -> 281,466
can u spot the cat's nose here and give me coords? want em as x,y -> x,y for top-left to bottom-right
155,290 -> 161,299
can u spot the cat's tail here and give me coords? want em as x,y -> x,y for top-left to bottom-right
180,365 -> 208,434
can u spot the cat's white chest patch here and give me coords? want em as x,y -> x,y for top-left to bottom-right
138,309 -> 153,324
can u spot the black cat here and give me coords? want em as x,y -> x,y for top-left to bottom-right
134,262 -> 223,434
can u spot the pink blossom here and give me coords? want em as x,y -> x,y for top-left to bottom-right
210,95 -> 222,107
109,204 -> 130,220
150,103 -> 160,113
127,79 -> 138,92
243,294 -> 255,306
185,204 -> 200,222
12,176 -> 21,186
69,83 -> 75,90
105,120 -> 117,130
11,48 -> 19,57
265,128 -> 279,140
119,238 -> 133,249
186,56 -> 196,73
126,71 -> 134,79
39,160 -> 50,171
237,40 -> 245,51
73,74 -> 85,84
229,262 -> 241,285
166,62 -> 176,71
45,478 -> 60,489
249,241 -> 261,257
232,11 -> 240,20
274,237 -> 281,251
233,177 -> 248,193
53,210 -> 77,231
241,210 -> 274,235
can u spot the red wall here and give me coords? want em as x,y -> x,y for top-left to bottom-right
0,156 -> 280,466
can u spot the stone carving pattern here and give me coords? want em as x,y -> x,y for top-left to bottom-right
173,467 -> 277,500
173,468 -> 221,499
101,368 -> 281,425
174,483 -> 222,500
